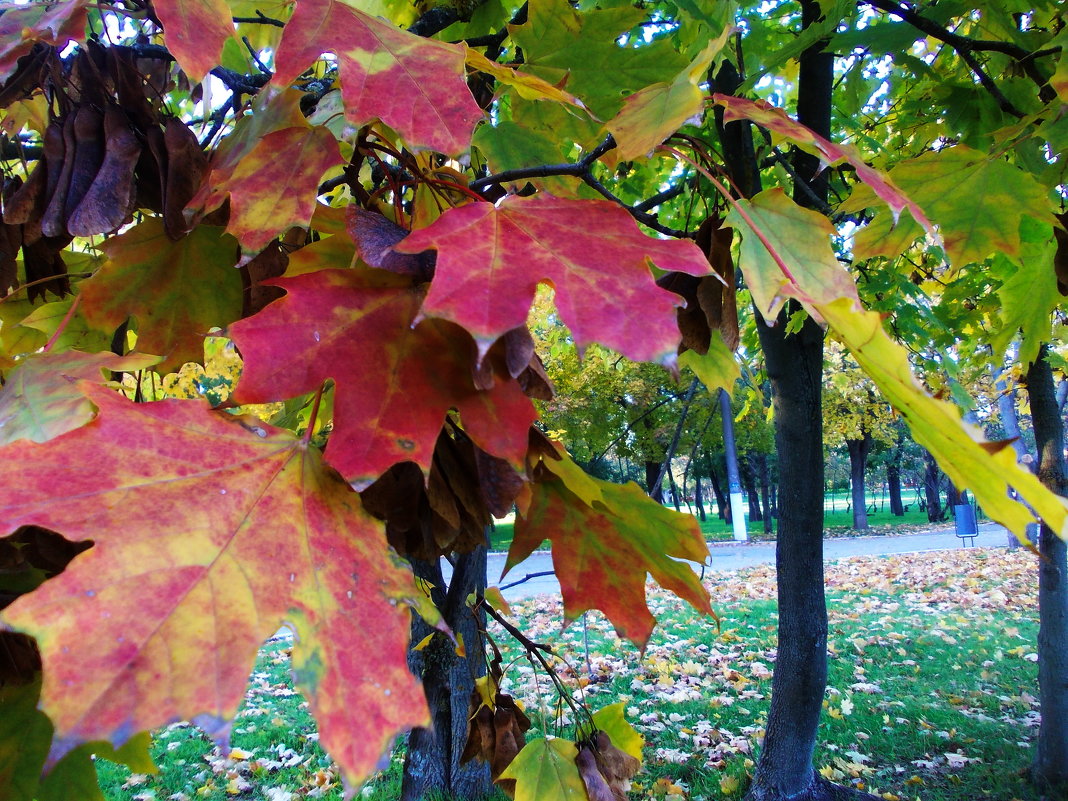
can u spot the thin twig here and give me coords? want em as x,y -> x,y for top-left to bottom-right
232,12 -> 286,27
498,570 -> 556,592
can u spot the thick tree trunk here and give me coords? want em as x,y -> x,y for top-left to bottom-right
846,434 -> 872,530
749,307 -> 829,800
402,547 -> 491,801
1026,347 -> 1068,792
645,460 -> 664,502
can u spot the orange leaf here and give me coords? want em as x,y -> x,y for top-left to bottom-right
153,0 -> 236,81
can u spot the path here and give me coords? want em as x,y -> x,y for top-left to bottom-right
475,522 -> 1011,602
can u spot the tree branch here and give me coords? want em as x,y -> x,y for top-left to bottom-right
232,12 -> 286,27
866,0 -> 1059,107
470,135 -> 693,237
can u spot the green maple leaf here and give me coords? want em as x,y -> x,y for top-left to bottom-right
511,0 -> 689,119
990,217 -> 1059,367
498,738 -> 587,801
78,221 -> 243,373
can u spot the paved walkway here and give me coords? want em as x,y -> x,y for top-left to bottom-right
478,522 -> 1012,602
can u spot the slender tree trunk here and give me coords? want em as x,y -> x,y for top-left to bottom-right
1026,347 -> 1068,792
707,457 -> 729,521
887,463 -> 903,516
757,452 -> 773,534
695,475 -> 707,521
922,450 -> 944,522
402,546 -> 491,801
668,470 -> 682,511
742,453 -> 763,521
846,434 -> 872,530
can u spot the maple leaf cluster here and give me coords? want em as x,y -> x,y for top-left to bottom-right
0,1 -> 721,795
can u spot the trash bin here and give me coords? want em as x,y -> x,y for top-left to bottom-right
954,503 -> 978,546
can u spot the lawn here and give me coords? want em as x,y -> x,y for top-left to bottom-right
96,547 -> 1042,801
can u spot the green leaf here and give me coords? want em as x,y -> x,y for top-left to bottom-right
865,145 -> 1052,268
498,737 -> 587,801
38,734 -> 156,801
679,334 -> 740,395
990,217 -> 1059,367
512,0 -> 689,119
726,188 -> 858,322
78,221 -> 243,373
590,703 -> 644,761
0,679 -> 52,801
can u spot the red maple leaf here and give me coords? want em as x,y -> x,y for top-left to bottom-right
229,269 -> 535,488
395,194 -> 714,364
0,385 -> 427,785
272,0 -> 483,155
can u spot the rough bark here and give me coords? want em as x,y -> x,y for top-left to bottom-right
402,546 -> 492,801
748,307 -> 830,800
645,460 -> 664,502
1026,347 -> 1068,792
846,434 -> 872,530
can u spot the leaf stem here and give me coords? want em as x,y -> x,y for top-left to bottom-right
659,144 -> 799,286
41,294 -> 81,353
303,383 -> 326,444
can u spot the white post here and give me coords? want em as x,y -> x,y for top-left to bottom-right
730,491 -> 748,542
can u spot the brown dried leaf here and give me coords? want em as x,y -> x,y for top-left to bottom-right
161,117 -> 207,239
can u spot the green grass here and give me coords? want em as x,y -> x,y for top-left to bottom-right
97,549 -> 1042,801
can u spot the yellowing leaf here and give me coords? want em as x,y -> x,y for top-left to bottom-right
413,633 -> 435,651
720,774 -> 741,795
153,0 -> 237,81
726,188 -> 859,322
0,385 -> 428,785
498,738 -> 587,801
483,586 -> 513,617
591,703 -> 644,761
464,49 -> 586,109
679,334 -> 740,395
606,27 -> 733,162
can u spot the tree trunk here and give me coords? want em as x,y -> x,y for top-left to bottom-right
668,470 -> 682,511
645,460 -> 663,502
1026,347 -> 1068,792
741,1 -> 878,797
707,457 -> 729,521
922,450 -> 944,522
402,546 -> 492,801
887,424 -> 905,516
742,453 -> 763,521
757,452 -> 773,534
695,475 -> 707,521
846,434 -> 872,530
749,306 -> 834,800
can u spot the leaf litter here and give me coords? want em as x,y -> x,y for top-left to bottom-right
97,547 -> 1044,801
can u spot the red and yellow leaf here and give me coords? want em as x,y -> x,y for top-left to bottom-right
272,0 -> 482,154
79,221 -> 243,372
508,450 -> 712,647
229,269 -> 535,487
396,194 -> 712,364
0,385 -> 428,784
153,0 -> 236,81
216,126 -> 344,255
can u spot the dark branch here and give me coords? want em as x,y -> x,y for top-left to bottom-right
232,13 -> 286,27
408,6 -> 461,37
866,0 -> 1059,107
632,179 -> 690,213
498,570 -> 556,592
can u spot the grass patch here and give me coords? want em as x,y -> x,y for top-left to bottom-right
98,549 -> 1040,801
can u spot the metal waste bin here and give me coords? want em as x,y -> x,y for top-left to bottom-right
954,503 -> 978,546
